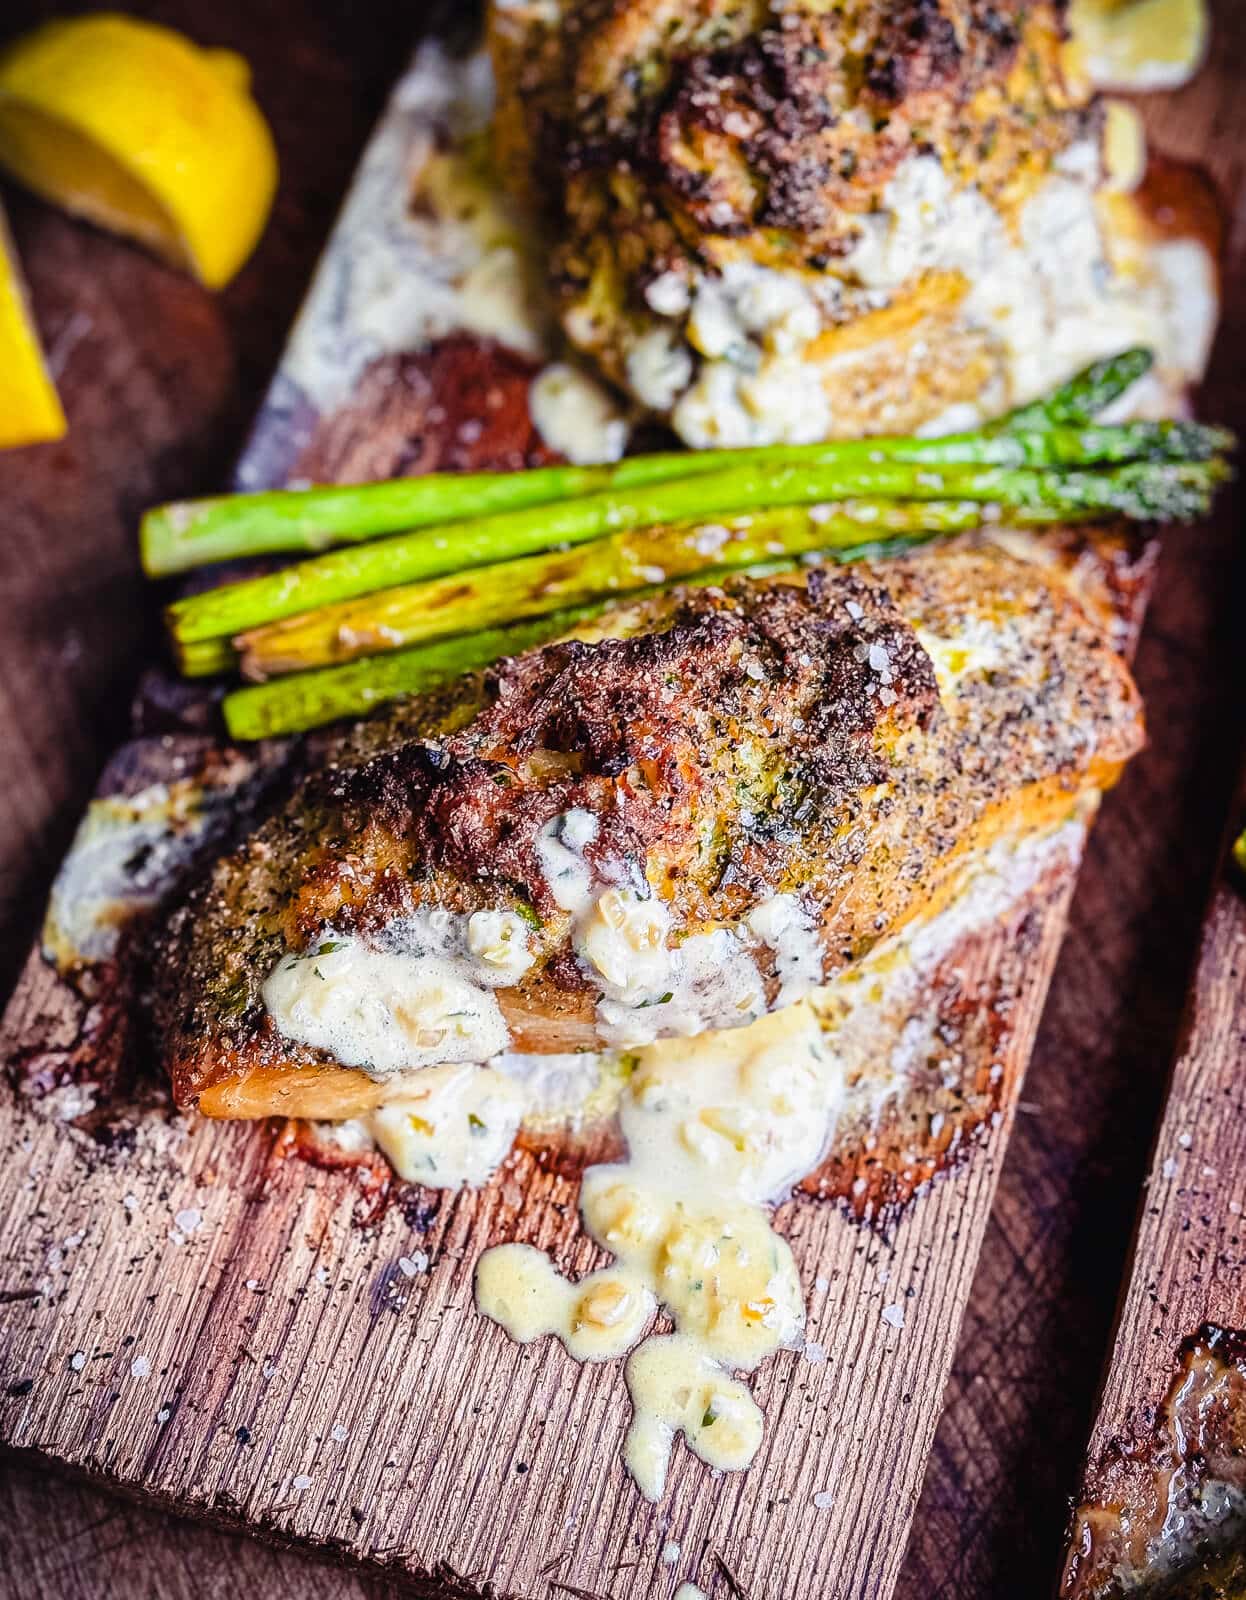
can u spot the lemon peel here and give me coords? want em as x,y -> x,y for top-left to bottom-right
0,14 -> 277,289
0,199 -> 66,449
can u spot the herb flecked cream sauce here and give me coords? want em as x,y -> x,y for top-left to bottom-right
476,998 -> 833,1498
278,812 -> 1083,1494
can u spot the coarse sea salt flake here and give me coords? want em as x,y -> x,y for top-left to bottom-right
398,1252 -> 429,1277
881,1303 -> 905,1330
813,1489 -> 834,1509
131,1356 -> 152,1380
292,1474 -> 313,1492
69,1351 -> 86,1372
174,1208 -> 202,1236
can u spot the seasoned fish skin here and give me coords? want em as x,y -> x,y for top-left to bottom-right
154,532 -> 1144,1114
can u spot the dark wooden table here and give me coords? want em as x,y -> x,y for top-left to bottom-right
1,3 -> 1243,1596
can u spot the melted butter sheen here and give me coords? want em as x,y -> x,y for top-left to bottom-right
475,1245 -> 655,1361
475,1000 -> 838,1499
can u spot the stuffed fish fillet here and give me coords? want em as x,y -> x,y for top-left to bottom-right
487,0 -> 1210,443
153,528 -> 1144,1119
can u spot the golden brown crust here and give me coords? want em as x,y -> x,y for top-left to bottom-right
488,0 -> 1091,388
153,528 -> 1144,1111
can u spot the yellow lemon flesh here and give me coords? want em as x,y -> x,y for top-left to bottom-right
0,199 -> 66,448
1066,0 -> 1209,92
0,14 -> 277,289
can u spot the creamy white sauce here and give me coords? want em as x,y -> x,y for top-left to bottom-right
366,1063 -> 523,1187
532,811 -> 839,1048
626,327 -> 695,412
479,994 -> 822,1497
276,45 -> 529,419
647,143 -> 1215,447
494,1048 -> 629,1127
254,39 -> 1214,483
264,940 -> 509,1074
252,42 -> 629,480
464,908 -> 537,984
533,807 -> 599,913
44,773 -> 252,972
528,362 -> 629,465
745,893 -> 824,1009
475,1246 -> 657,1360
230,30 -> 1215,1504
579,888 -> 673,1004
253,40 -> 1213,485
474,815 -> 1090,1498
263,907 -> 534,1076
595,926 -> 767,1048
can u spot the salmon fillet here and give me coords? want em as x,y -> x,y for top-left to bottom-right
483,2 -> 1208,446
152,529 -> 1144,1119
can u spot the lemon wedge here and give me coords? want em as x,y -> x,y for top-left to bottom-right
0,199 -> 66,449
1066,0 -> 1209,92
0,14 -> 277,289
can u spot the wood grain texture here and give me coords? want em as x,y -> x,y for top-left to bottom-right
1058,770 -> 1246,1596
0,6 -> 1243,1600
0,1459 -> 410,1600
0,860 -> 1081,1600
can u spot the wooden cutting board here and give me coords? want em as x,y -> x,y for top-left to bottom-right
1,10 -> 1243,1600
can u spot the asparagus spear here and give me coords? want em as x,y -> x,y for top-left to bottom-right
230,501 -> 1005,680
168,453 -> 1227,647
223,608 -> 609,739
177,635 -> 237,677
993,348 -> 1155,431
142,353 -> 1209,578
141,450 -> 732,578
222,559 -> 800,739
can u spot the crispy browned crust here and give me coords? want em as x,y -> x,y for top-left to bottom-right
488,0 -> 1090,384
153,528 -> 1145,1111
